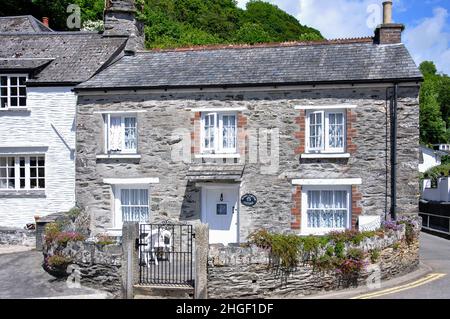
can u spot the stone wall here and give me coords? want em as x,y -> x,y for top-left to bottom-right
0,227 -> 35,247
45,241 -> 123,297
208,226 -> 419,298
76,86 -> 420,238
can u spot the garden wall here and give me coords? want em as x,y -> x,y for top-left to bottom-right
208,224 -> 420,298
44,241 -> 123,298
0,227 -> 35,247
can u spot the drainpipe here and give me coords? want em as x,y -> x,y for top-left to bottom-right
390,83 -> 398,221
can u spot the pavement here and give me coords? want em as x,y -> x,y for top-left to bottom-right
0,249 -> 109,299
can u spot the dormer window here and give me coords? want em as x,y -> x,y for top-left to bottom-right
0,75 -> 27,109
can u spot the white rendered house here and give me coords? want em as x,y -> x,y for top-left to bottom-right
0,17 -> 126,228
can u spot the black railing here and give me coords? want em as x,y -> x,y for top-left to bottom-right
138,223 -> 195,287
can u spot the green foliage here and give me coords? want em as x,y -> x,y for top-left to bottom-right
12,0 -> 323,48
422,164 -> 450,186
419,61 -> 450,145
420,61 -> 437,77
370,249 -> 380,263
66,207 -> 81,220
47,254 -> 72,267
96,234 -> 116,246
44,222 -> 62,243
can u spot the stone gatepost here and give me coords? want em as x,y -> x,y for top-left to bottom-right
121,222 -> 139,299
194,223 -> 209,299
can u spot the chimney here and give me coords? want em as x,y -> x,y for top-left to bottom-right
42,17 -> 49,28
103,0 -> 145,53
374,1 -> 405,44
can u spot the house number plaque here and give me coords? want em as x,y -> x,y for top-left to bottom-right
241,194 -> 257,207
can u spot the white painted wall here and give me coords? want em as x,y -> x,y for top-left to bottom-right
0,87 -> 76,228
422,178 -> 450,202
419,147 -> 442,173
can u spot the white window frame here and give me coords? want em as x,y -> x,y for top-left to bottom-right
103,113 -> 138,154
305,109 -> 346,154
112,184 -> 150,229
0,155 -> 45,191
301,185 -> 351,235
200,111 -> 237,154
0,74 -> 28,109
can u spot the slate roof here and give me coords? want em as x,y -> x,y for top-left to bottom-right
0,33 -> 127,84
0,58 -> 53,71
0,16 -> 53,33
77,40 -> 422,90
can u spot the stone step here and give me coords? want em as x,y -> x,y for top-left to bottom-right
134,284 -> 194,299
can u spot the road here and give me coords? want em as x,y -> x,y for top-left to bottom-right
359,232 -> 450,299
0,250 -> 106,299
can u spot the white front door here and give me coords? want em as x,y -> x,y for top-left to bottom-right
202,185 -> 239,245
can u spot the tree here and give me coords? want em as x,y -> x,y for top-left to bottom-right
419,61 -> 437,77
233,22 -> 272,44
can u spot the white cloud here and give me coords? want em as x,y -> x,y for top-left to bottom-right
297,0 -> 383,39
404,7 -> 450,74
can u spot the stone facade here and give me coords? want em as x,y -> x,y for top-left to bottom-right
76,85 -> 420,239
208,226 -> 420,298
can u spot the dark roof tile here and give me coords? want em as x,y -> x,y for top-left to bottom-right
77,41 -> 422,90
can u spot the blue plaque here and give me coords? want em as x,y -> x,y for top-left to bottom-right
241,194 -> 257,207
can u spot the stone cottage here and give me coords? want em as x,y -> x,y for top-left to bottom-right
0,15 -> 126,228
74,0 -> 422,244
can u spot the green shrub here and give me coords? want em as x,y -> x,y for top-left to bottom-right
44,222 -> 61,243
370,249 -> 380,263
66,207 -> 81,220
96,234 -> 116,246
47,254 -> 72,267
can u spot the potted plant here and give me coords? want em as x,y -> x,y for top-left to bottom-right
42,254 -> 72,279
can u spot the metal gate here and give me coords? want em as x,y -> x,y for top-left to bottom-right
137,223 -> 195,287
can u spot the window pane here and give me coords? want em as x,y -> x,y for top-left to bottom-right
7,157 -> 14,166
30,179 -> 37,189
108,116 -> 123,152
19,98 -> 26,107
11,87 -> 17,96
124,117 -> 137,151
30,168 -> 36,178
30,157 -> 36,166
38,179 -> 45,189
328,113 -> 344,149
10,77 -> 17,85
19,87 -> 26,96
309,113 -> 323,149
222,115 -> 236,150
19,77 -> 26,85
1,98 -> 7,108
1,88 -> 7,96
0,179 -> 6,189
0,158 -> 5,167
38,157 -> 45,167
0,167 -> 6,178
0,77 -> 6,86
20,179 -> 25,189
204,114 -> 215,150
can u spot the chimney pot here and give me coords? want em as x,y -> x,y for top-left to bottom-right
42,17 -> 49,28
383,1 -> 393,24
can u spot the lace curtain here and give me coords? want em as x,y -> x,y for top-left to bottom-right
121,189 -> 149,222
307,190 -> 347,228
109,116 -> 122,152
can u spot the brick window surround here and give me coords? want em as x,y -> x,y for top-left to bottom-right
191,111 -> 248,157
291,185 -> 363,231
295,109 -> 357,155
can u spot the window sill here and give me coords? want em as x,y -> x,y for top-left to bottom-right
301,153 -> 350,159
195,153 -> 241,159
0,190 -> 46,198
300,228 -> 348,236
0,108 -> 30,112
105,228 -> 123,237
96,154 -> 141,160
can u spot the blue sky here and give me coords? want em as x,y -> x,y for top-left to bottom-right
237,0 -> 450,74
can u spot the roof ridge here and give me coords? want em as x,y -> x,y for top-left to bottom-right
137,37 -> 374,54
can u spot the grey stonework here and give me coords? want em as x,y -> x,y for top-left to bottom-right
45,240 -> 123,297
76,86 -> 420,239
0,227 -> 35,247
208,228 -> 420,298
